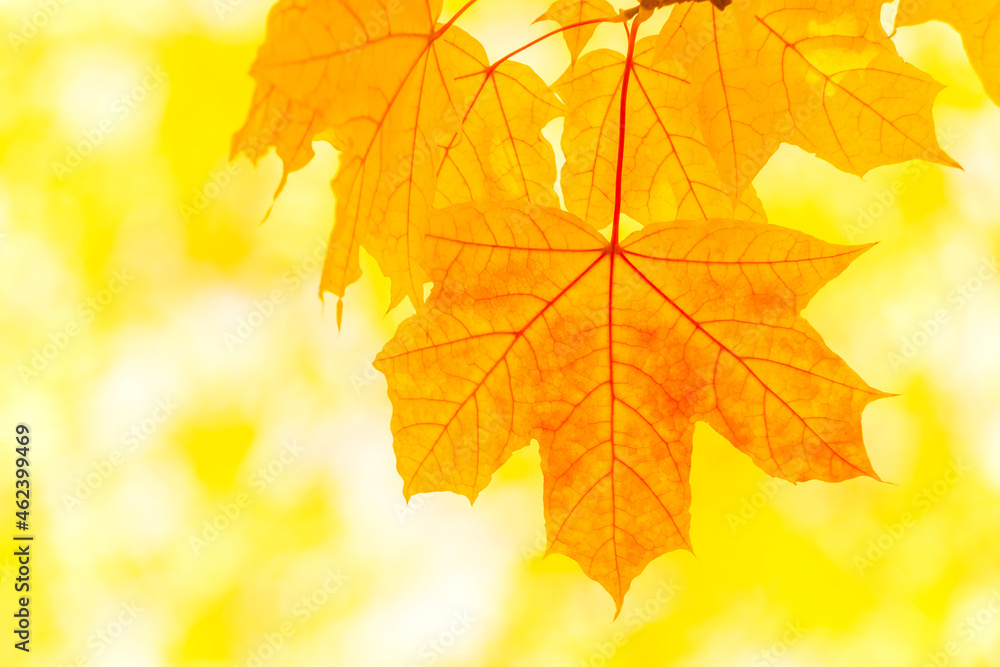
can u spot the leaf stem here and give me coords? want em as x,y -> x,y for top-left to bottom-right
610,11 -> 647,247
634,0 -> 731,11
435,0 -> 481,38
456,16 -> 624,80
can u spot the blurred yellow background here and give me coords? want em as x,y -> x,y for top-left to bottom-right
2,0 -> 1000,665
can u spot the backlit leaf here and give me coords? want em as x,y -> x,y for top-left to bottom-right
535,0 -> 621,65
375,201 -> 884,611
893,0 -> 1000,106
236,0 -> 560,312
655,0 -> 960,193
556,36 -> 766,226
230,0 -> 986,612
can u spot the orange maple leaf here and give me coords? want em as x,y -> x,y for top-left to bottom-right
234,0 -> 560,316
892,0 -> 1000,107
375,199 -> 884,612
373,11 -> 887,612
655,0 -> 960,195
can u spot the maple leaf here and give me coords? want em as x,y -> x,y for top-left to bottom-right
892,0 -> 1000,107
375,200 -> 884,612
555,35 -> 766,227
231,0 -> 954,613
235,0 -> 560,316
370,11 -> 889,612
654,0 -> 960,195
535,0 -> 621,66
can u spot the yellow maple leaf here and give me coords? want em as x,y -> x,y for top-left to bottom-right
556,36 -> 766,226
535,0 -> 621,65
655,0 -> 960,195
893,0 -> 1000,106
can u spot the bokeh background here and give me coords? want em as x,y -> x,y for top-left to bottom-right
2,0 -> 1000,665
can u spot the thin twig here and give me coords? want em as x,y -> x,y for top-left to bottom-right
631,0 -> 731,12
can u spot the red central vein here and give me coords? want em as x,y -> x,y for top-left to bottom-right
610,17 -> 641,247
606,13 -> 641,601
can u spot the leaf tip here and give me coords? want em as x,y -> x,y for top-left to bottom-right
336,297 -> 344,332
257,169 -> 290,226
